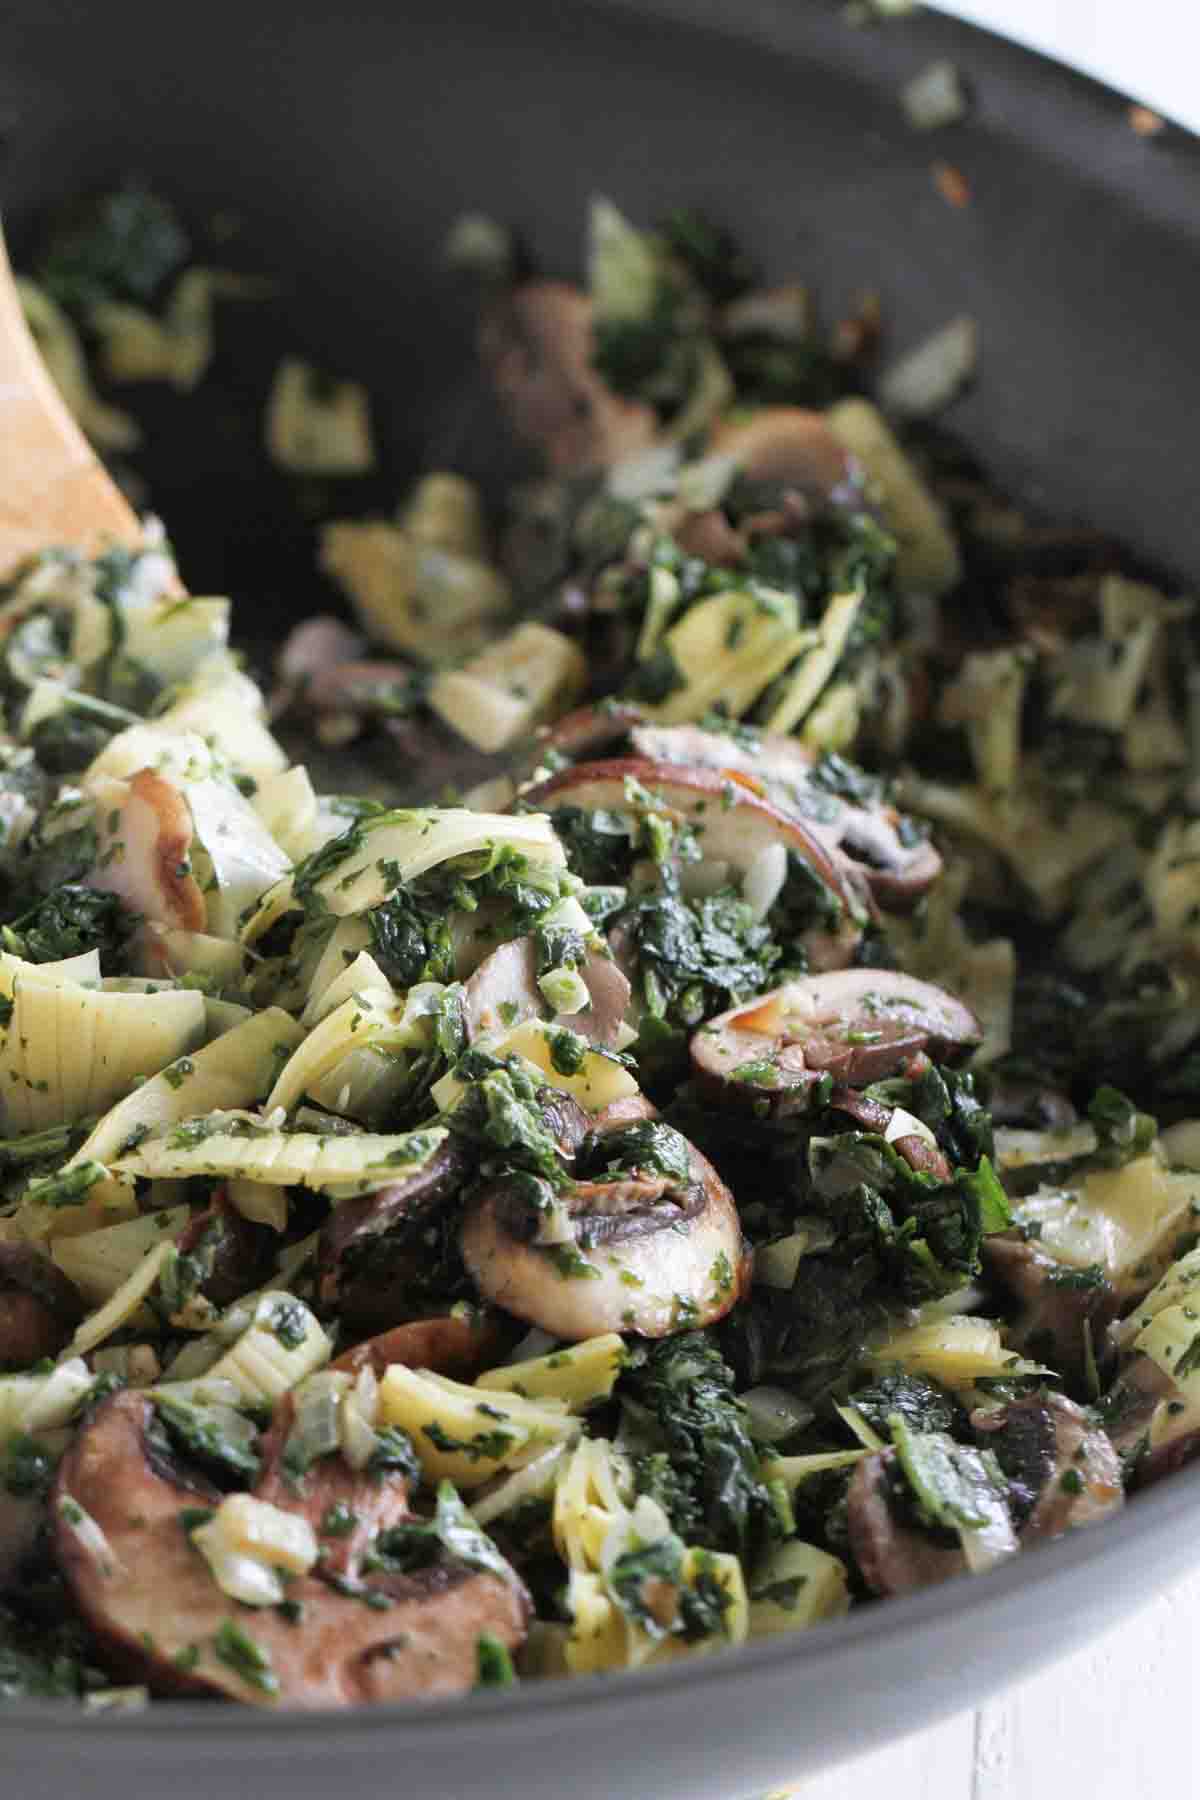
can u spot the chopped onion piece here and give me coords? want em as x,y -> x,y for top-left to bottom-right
901,60 -> 969,132
742,841 -> 789,922
741,1386 -> 814,1444
879,316 -> 977,419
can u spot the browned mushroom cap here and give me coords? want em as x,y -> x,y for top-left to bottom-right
331,1314 -> 507,1382
672,507 -> 747,567
317,1136 -> 473,1323
971,1392 -> 1123,1542
177,1192 -> 275,1312
523,756 -> 850,902
0,1242 -> 83,1368
847,1449 -> 967,1597
88,767 -> 207,934
464,934 -> 631,1047
522,755 -> 864,967
625,723 -> 941,913
478,281 -> 658,475
460,1129 -> 745,1342
54,1391 -> 529,1707
983,1235 -> 1120,1392
708,407 -> 853,506
691,971 -> 981,1116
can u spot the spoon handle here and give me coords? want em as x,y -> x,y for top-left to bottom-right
0,232 -> 142,581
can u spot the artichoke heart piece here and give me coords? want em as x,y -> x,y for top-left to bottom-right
826,397 -> 961,598
51,1204 -> 191,1305
114,1121 -> 452,1193
17,277 -> 139,451
118,595 -> 231,691
0,950 -> 205,1134
475,1333 -> 627,1411
896,777 -> 1129,919
645,588 -> 810,729
764,591 -> 861,737
1132,1305 -> 1200,1449
68,1241 -> 176,1358
748,1539 -> 851,1637
265,357 -> 374,476
377,1363 -> 579,1489
14,1008 -> 307,1245
1011,1150 -> 1200,1298
154,670 -> 288,781
301,948 -> 391,1030
429,622 -> 586,754
205,1291 -> 332,1402
866,1316 -> 1012,1388
264,986 -> 411,1116
304,808 -> 565,918
180,775 -> 292,941
320,519 -> 509,661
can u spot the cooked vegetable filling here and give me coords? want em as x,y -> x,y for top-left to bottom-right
2,190 -> 1196,1712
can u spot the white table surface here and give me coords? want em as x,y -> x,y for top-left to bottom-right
777,1568 -> 1200,1800
776,6 -> 1199,1799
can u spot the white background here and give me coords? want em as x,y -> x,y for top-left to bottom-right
785,6 -> 1200,1799
930,0 -> 1200,131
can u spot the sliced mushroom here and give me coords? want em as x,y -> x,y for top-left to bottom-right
276,614 -> 367,686
88,767 -> 207,934
624,723 -> 941,912
460,1125 -> 745,1341
847,1449 -> 967,1597
478,281 -> 658,475
672,507 -> 747,566
983,1235 -> 1121,1391
708,407 -> 853,507
522,755 -> 864,967
464,933 -> 631,1046
520,1086 -> 593,1162
318,1136 -> 473,1326
691,971 -> 981,1116
0,1242 -> 83,1368
971,1392 -> 1123,1541
331,1314 -> 507,1382
54,1390 -> 529,1706
177,1192 -> 275,1312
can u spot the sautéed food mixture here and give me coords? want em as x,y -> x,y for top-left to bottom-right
3,196 -> 1200,1710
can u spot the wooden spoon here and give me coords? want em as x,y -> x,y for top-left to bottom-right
0,232 -> 145,582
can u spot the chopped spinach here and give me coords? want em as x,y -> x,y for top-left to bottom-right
623,1332 -> 779,1560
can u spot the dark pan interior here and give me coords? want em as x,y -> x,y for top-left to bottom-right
2,5 -> 1200,1792
4,0 -> 1199,622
